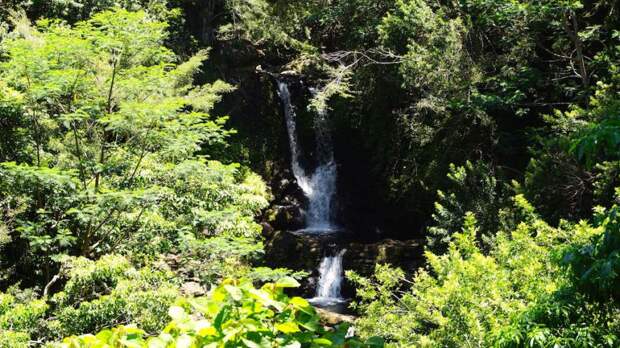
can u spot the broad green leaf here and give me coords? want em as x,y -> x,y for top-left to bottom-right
274,277 -> 300,288
214,305 -> 231,331
366,336 -> 385,347
289,297 -> 310,308
275,322 -> 300,334
312,338 -> 332,345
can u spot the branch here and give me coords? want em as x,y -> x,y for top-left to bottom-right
43,274 -> 60,297
95,51 -> 120,192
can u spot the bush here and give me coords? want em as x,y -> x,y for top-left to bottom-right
50,255 -> 179,338
0,255 -> 179,344
56,279 -> 384,348
349,197 -> 585,347
0,330 -> 30,348
495,205 -> 620,347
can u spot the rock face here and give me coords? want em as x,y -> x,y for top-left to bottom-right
262,172 -> 308,232
264,231 -> 323,270
343,238 -> 424,275
265,204 -> 305,232
263,230 -> 425,298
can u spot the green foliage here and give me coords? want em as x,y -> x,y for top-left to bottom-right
350,198 -> 572,346
0,8 -> 268,287
563,205 -> 620,302
378,0 -> 476,97
173,232 -> 305,285
497,204 -> 620,347
568,78 -> 620,168
220,0 -> 620,232
173,235 -> 263,285
351,195 -> 620,347
0,0 -> 177,24
50,255 -> 178,337
427,160 -> 502,250
524,148 -> 593,223
0,255 -> 178,344
219,0 -> 311,51
56,279 -> 383,347
0,296 -> 48,337
1,1 -> 620,347
592,161 -> 620,207
0,330 -> 30,348
525,63 -> 620,222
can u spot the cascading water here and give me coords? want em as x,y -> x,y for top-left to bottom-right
311,249 -> 346,305
276,80 -> 337,232
277,80 -> 308,193
277,79 -> 346,307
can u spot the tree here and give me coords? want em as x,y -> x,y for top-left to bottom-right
0,8 -> 268,287
427,160 -> 502,251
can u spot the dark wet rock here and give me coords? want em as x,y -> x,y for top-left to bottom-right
343,239 -> 424,275
264,231 -> 322,271
260,222 -> 274,236
265,204 -> 305,232
263,230 -> 425,298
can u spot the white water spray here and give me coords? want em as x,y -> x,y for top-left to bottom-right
277,80 -> 337,232
313,249 -> 346,303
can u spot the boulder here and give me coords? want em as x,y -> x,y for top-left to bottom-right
316,308 -> 356,325
181,281 -> 205,297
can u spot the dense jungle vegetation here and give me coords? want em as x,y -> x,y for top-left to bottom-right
0,0 -> 619,347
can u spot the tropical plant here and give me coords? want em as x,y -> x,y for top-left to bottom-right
57,278 -> 384,348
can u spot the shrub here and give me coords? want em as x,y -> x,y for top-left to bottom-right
51,256 -> 179,338
56,279 -> 384,347
349,198 -> 572,347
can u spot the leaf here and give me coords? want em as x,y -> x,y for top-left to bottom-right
290,297 -> 315,316
295,316 -> 319,332
248,288 -> 284,311
119,338 -> 143,348
366,336 -> 385,347
196,320 -> 217,337
224,284 -> 243,301
275,322 -> 301,334
275,277 -> 300,288
198,326 -> 218,337
242,338 -> 262,348
289,297 -> 310,308
214,305 -> 231,331
312,338 -> 332,346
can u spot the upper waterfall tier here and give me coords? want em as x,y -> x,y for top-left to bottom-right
277,80 -> 338,232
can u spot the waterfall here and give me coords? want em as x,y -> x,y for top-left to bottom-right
314,249 -> 346,301
276,80 -> 337,232
277,78 -> 345,307
276,80 -> 309,192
